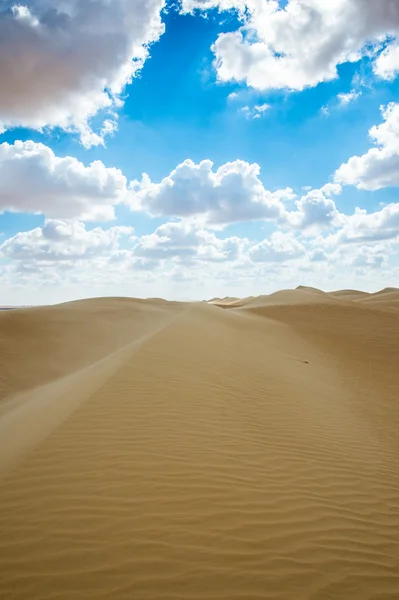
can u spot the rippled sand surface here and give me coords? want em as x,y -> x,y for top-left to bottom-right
1,288 -> 399,599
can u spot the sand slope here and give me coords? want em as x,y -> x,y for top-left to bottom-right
0,297 -> 184,402
1,290 -> 399,599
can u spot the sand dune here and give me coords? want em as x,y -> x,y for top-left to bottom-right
208,296 -> 240,306
330,288 -> 399,309
215,287 -> 356,309
328,289 -> 371,302
355,288 -> 399,312
0,297 -> 184,403
1,289 -> 399,599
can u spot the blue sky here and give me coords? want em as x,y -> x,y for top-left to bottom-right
1,0 -> 399,303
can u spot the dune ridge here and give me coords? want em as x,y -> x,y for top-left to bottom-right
0,288 -> 399,599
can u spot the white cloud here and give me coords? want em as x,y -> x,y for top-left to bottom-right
241,103 -> 270,119
182,0 -> 399,91
337,90 -> 362,106
0,218 -> 252,304
309,248 -> 328,262
133,221 -> 246,262
322,242 -> 392,271
370,103 -> 399,151
227,92 -> 239,100
0,214 -> 397,305
254,103 -> 270,114
350,244 -> 389,268
129,158 -> 294,226
0,220 -> 133,262
249,231 -> 306,263
335,103 -> 399,190
80,119 -> 119,150
181,0 -> 244,11
0,141 -> 128,221
287,183 -> 343,231
321,88 -> 362,117
374,43 -> 399,80
323,203 -> 399,245
0,133 -> 397,304
0,0 -> 165,146
336,150 -> 399,190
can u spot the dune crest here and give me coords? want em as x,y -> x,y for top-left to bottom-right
1,289 -> 399,599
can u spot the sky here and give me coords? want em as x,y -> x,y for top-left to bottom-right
1,0 -> 399,304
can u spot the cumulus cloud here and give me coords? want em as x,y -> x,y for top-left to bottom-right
1,213 -> 396,304
286,183 -> 343,231
249,232 -> 306,263
323,242 -> 392,272
0,141 -> 128,221
324,203 -> 399,245
0,0 -> 165,146
133,221 -> 246,262
374,43 -> 399,80
129,158 -> 293,226
0,220 -> 133,262
182,0 -> 399,91
350,244 -> 389,268
335,103 -> 399,190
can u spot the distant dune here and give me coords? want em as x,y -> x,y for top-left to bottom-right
1,288 -> 399,599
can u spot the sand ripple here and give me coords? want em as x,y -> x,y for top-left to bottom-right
1,291 -> 399,599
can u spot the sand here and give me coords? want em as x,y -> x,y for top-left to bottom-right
0,288 -> 399,599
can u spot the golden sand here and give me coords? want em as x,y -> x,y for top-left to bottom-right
1,288 -> 399,599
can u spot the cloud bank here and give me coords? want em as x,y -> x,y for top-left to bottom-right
0,0 -> 165,145
182,0 -> 399,91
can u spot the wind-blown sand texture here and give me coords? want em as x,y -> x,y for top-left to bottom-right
1,287 -> 399,599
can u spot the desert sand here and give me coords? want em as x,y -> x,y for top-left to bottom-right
1,287 -> 399,599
